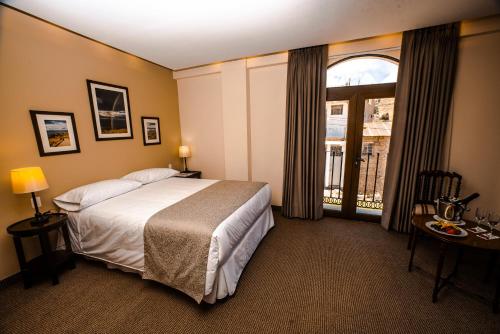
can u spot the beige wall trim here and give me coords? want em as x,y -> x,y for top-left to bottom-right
460,15 -> 500,37
246,53 -> 289,69
174,35 -> 403,78
173,63 -> 222,80
175,50 -> 290,72
460,28 -> 500,39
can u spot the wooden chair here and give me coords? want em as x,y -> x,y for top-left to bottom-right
407,170 -> 462,249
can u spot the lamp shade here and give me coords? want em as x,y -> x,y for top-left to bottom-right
179,145 -> 191,158
10,167 -> 49,194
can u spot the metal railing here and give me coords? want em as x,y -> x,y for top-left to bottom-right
323,149 -> 384,211
325,149 -> 343,199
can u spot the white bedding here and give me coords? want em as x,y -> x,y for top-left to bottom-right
62,177 -> 274,302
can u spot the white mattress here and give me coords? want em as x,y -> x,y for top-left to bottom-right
62,177 -> 274,302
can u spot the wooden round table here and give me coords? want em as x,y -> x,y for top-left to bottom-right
408,214 -> 500,313
6,213 -> 75,288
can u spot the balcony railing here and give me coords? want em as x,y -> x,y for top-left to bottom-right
357,152 -> 384,210
323,149 -> 384,212
324,149 -> 344,207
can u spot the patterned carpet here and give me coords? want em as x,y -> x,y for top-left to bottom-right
1,211 -> 499,333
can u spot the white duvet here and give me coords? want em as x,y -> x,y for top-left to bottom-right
63,177 -> 274,302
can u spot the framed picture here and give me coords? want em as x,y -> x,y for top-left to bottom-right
141,117 -> 161,145
30,110 -> 80,156
86,80 -> 133,140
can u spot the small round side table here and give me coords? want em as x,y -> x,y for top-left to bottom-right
6,213 -> 76,288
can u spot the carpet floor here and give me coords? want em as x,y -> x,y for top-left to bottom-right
1,211 -> 499,333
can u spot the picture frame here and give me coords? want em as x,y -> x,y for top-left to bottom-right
141,117 -> 161,146
29,110 -> 81,157
86,79 -> 133,141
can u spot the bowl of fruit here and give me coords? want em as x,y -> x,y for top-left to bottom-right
425,221 -> 468,238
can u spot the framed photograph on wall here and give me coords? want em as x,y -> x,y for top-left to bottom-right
86,80 -> 133,140
30,110 -> 81,156
141,117 -> 161,145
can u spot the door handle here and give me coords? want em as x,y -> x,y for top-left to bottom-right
354,157 -> 365,167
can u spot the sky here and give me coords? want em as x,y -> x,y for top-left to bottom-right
44,119 -> 68,131
327,58 -> 398,87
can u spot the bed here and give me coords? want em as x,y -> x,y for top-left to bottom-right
56,176 -> 274,303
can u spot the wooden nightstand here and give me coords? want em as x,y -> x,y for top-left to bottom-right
174,171 -> 202,179
6,213 -> 75,288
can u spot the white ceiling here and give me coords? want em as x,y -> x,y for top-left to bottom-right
3,0 -> 500,70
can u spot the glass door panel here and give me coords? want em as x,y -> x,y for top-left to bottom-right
324,100 -> 349,212
355,97 -> 395,216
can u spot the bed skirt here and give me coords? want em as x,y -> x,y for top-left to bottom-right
64,205 -> 274,303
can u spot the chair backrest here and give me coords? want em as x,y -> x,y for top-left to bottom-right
414,170 -> 462,205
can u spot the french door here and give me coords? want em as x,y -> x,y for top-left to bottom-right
323,83 -> 396,222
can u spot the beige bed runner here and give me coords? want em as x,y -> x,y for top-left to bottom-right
143,180 -> 266,303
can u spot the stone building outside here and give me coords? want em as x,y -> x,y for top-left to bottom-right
324,98 -> 394,210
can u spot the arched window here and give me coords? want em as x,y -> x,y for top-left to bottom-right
327,55 -> 398,88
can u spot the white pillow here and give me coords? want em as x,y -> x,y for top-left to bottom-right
121,168 -> 179,184
53,179 -> 142,212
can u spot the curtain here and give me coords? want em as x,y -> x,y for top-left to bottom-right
381,23 -> 460,232
282,45 -> 328,220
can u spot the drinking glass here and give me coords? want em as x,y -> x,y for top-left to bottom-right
474,208 -> 489,226
487,212 -> 499,238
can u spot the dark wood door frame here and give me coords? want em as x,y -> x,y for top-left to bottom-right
325,83 -> 396,222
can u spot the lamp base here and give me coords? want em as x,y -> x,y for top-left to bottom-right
29,191 -> 49,226
182,157 -> 190,173
30,214 -> 49,226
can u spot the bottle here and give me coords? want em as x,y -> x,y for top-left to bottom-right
453,193 -> 480,209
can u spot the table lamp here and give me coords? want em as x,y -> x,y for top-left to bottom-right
11,167 -> 50,225
178,145 -> 191,172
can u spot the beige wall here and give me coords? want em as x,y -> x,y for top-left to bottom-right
0,7 -> 181,279
221,60 -> 249,181
248,64 -> 288,204
176,60 -> 250,181
175,16 -> 500,215
447,21 -> 500,217
174,34 -> 402,206
177,73 -> 225,179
